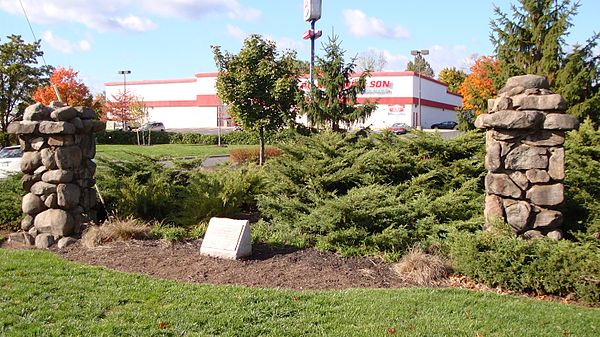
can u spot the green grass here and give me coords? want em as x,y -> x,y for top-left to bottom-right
1,249 -> 598,336
96,144 -> 255,161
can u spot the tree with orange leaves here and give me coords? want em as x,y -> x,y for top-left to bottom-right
33,66 -> 92,106
457,56 -> 502,116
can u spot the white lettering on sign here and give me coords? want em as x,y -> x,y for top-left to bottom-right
200,217 -> 252,260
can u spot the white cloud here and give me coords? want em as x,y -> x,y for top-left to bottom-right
274,37 -> 305,52
42,30 -> 91,54
358,45 -> 478,75
0,0 -> 156,32
115,15 -> 156,32
343,9 -> 410,39
226,24 -> 247,40
427,44 -> 479,74
141,0 -> 261,21
0,0 -> 259,32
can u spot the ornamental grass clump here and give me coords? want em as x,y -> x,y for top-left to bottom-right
393,246 -> 452,286
82,217 -> 150,247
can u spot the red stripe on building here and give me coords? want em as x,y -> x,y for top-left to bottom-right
357,97 -> 457,110
145,100 -> 198,107
195,72 -> 219,78
144,96 -> 456,110
196,94 -> 221,106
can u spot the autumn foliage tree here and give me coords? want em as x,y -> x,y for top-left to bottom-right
33,67 -> 92,106
101,91 -> 134,127
457,56 -> 502,116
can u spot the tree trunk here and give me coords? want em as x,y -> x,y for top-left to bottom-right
259,126 -> 265,166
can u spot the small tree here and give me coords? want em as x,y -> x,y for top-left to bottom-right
405,54 -> 434,77
300,35 -> 376,131
129,95 -> 150,145
458,56 -> 503,116
102,91 -> 134,129
212,34 -> 301,165
356,49 -> 387,72
33,66 -> 92,106
0,35 -> 50,145
438,67 -> 467,92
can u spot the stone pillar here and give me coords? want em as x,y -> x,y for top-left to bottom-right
475,75 -> 578,240
7,102 -> 105,248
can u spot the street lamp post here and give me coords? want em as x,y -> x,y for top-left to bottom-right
118,70 -> 131,129
410,50 -> 429,130
303,0 -> 323,94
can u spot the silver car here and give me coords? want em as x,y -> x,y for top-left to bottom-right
0,145 -> 22,179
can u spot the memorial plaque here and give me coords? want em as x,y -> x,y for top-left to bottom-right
200,217 -> 252,259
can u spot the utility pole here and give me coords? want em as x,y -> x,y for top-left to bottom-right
118,70 -> 131,130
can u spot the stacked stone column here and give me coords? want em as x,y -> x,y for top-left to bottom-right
7,102 -> 105,248
475,75 -> 578,240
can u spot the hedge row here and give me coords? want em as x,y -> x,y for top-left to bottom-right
449,230 -> 600,303
95,128 -> 307,146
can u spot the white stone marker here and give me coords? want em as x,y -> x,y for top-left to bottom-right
200,217 -> 252,259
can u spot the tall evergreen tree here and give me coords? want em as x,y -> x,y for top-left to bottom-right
554,34 -> 600,124
490,0 -> 578,85
300,35 -> 376,131
405,54 -> 434,78
491,0 -> 598,124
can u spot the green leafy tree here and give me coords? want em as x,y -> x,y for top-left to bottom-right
405,54 -> 434,77
213,34 -> 301,165
490,0 -> 598,123
300,35 -> 376,131
0,35 -> 50,145
438,67 -> 467,92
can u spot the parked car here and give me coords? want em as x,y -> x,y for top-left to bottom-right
387,122 -> 410,135
0,145 -> 22,179
138,122 -> 166,132
430,121 -> 458,129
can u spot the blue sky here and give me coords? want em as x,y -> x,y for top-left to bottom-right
1,0 -> 598,94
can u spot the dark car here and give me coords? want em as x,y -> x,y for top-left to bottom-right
430,121 -> 458,129
387,122 -> 410,135
139,122 -> 166,132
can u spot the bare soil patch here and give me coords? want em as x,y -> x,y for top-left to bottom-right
3,238 -> 410,290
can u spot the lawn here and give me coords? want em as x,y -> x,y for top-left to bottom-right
1,249 -> 598,337
96,144 -> 255,162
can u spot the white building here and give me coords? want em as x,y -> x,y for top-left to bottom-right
105,71 -> 461,130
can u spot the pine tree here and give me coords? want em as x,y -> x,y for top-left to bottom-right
554,34 -> 599,124
491,0 -> 598,124
405,54 -> 434,78
300,35 -> 376,131
490,0 -> 578,86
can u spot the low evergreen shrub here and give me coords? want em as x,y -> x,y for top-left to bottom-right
449,230 -> 600,303
149,223 -> 187,241
0,174 -> 23,231
255,130 -> 487,257
95,155 -> 264,228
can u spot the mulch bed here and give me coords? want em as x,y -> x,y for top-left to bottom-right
3,238 -> 411,290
